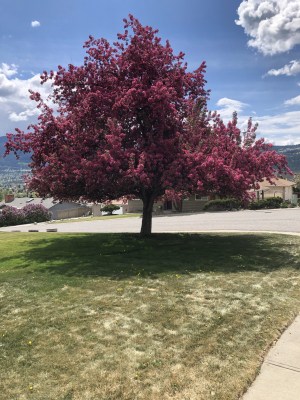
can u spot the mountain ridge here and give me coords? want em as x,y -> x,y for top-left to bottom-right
273,144 -> 300,173
1,136 -> 300,173
0,136 -> 31,168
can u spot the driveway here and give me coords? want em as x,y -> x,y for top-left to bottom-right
1,208 -> 300,234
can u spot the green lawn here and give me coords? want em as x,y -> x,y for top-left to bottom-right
1,232 -> 300,400
50,213 -> 141,224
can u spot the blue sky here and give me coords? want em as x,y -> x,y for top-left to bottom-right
1,0 -> 300,144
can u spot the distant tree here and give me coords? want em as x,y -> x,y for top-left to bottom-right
100,204 -> 120,215
5,15 -> 290,235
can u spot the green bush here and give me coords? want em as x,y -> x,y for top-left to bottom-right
248,197 -> 283,210
281,201 -> 296,208
100,204 -> 120,215
203,198 -> 242,212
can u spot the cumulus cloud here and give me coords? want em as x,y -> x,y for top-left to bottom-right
31,20 -> 41,28
0,63 -> 18,77
216,97 -> 248,119
266,60 -> 300,77
236,0 -> 300,55
0,64 -> 52,134
255,111 -> 300,144
284,95 -> 300,106
216,97 -> 300,145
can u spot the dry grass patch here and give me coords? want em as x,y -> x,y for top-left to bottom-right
0,232 -> 300,399
50,213 -> 141,224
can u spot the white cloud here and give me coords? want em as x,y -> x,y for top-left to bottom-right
216,97 -> 248,119
284,95 -> 300,106
0,64 -> 53,133
267,60 -> 300,77
236,0 -> 300,55
255,111 -> 300,145
0,63 -> 18,77
9,108 -> 40,122
31,20 -> 41,28
216,97 -> 300,145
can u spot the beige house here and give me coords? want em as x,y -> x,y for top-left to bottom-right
92,200 -> 129,216
93,195 -> 210,215
255,178 -> 296,203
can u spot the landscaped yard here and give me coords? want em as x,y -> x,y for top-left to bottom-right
50,213 -> 141,224
1,232 -> 300,400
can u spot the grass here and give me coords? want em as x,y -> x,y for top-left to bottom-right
0,232 -> 300,400
49,213 -> 141,224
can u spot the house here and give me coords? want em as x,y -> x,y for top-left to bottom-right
255,178 -> 297,203
92,194 -> 211,215
0,195 -> 91,220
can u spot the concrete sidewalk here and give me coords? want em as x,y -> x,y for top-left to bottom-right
242,315 -> 300,400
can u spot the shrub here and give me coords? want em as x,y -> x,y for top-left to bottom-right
22,204 -> 51,223
0,206 -> 24,227
248,197 -> 283,210
281,200 -> 296,208
0,204 -> 51,227
203,198 -> 242,212
100,204 -> 120,215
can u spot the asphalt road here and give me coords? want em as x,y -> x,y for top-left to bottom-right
1,208 -> 300,234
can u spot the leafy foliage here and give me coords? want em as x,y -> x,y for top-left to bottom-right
0,204 -> 50,227
5,15 -> 290,234
203,198 -> 242,211
0,206 -> 24,227
23,204 -> 51,223
248,197 -> 283,210
100,204 -> 120,215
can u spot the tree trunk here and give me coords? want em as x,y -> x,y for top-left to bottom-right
140,195 -> 155,235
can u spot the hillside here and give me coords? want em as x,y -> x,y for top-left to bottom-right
1,135 -> 300,173
273,144 -> 300,173
0,136 -> 31,169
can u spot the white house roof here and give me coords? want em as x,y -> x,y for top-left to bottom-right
258,178 -> 296,189
0,197 -> 85,210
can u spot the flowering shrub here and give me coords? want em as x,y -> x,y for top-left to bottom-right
0,206 -> 24,227
23,204 -> 51,223
0,204 -> 51,227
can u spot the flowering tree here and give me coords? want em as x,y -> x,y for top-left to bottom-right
5,15 -> 289,235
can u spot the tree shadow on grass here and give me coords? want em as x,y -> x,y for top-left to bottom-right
7,233 -> 300,279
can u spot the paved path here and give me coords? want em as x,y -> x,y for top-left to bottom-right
1,208 -> 300,234
242,315 -> 300,400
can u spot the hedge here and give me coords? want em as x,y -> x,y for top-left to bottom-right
0,204 -> 51,227
248,197 -> 283,210
203,198 -> 242,212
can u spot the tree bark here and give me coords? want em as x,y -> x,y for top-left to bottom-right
140,195 -> 155,235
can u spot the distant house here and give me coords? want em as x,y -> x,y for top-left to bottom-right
92,195 -> 211,215
255,178 -> 297,203
0,195 -> 91,220
92,200 -> 128,216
